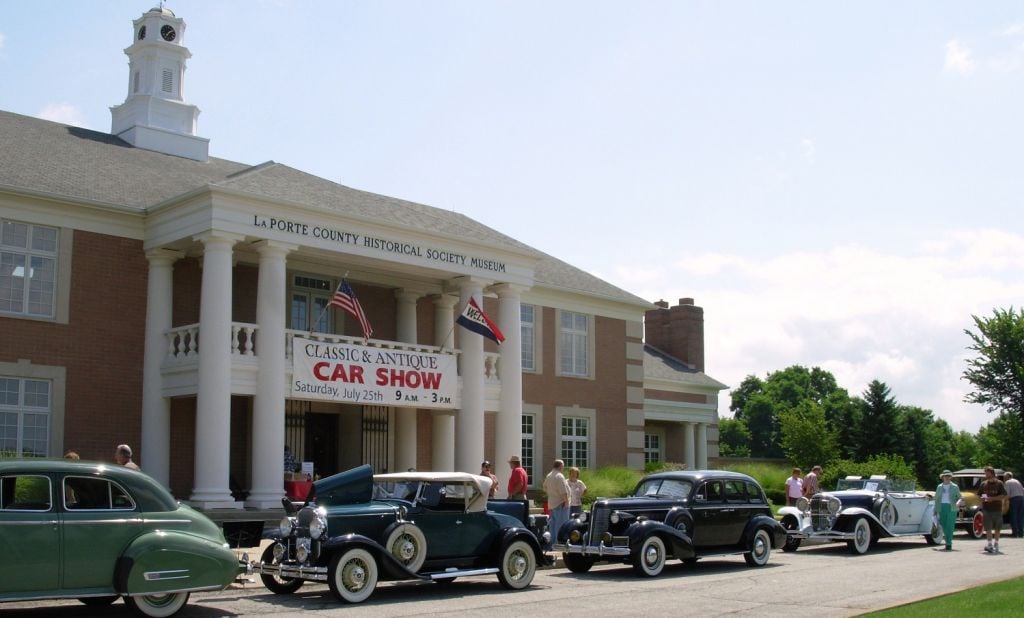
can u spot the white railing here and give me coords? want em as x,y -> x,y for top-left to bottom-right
165,322 -> 259,361
164,323 -> 473,370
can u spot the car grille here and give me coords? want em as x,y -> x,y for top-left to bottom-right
810,496 -> 833,532
589,505 -> 610,544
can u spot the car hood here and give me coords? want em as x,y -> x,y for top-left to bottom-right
313,464 -> 373,506
591,496 -> 687,511
818,490 -> 877,508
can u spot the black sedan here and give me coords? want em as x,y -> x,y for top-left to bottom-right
553,470 -> 786,577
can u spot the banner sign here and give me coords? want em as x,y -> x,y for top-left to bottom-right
291,337 -> 459,409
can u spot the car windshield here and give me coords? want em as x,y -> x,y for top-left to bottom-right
372,480 -> 421,501
835,478 -> 916,492
632,478 -> 692,499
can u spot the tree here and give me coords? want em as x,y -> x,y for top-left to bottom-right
744,393 -> 782,457
975,412 -> 1024,475
963,307 -> 1024,424
717,417 -> 751,457
855,380 -> 901,459
778,400 -> 836,468
823,389 -> 859,459
729,375 -> 764,420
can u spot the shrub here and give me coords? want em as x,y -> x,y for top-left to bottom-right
820,454 -> 916,489
575,466 -> 643,505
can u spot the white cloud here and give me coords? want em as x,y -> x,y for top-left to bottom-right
800,138 -> 816,164
37,103 -> 87,128
1000,23 -> 1024,37
602,228 -> 1024,432
944,39 -> 976,74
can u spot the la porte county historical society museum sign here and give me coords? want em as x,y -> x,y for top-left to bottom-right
291,337 -> 460,409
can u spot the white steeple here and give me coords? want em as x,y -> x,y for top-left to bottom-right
110,6 -> 209,161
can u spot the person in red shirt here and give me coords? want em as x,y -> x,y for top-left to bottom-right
507,455 -> 528,500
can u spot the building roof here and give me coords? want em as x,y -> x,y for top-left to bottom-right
644,344 -> 728,390
0,110 -> 649,308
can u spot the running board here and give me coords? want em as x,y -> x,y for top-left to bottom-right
428,567 -> 499,580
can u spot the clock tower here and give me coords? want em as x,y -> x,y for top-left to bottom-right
110,6 -> 209,161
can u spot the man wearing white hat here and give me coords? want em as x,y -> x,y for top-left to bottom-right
934,470 -> 962,551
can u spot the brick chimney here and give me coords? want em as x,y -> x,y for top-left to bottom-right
645,298 -> 704,372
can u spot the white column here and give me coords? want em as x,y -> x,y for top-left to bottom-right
394,289 -> 420,472
431,294 -> 457,471
494,283 -> 524,497
190,231 -> 243,508
140,248 -> 182,487
455,278 -> 486,473
246,240 -> 294,509
695,422 -> 708,469
683,422 -> 696,470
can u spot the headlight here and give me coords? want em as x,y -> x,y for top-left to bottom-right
279,516 -> 295,537
827,496 -> 841,514
795,497 -> 809,512
272,542 -> 286,562
309,515 -> 327,540
610,511 -> 621,524
578,511 -> 588,523
295,538 -> 311,564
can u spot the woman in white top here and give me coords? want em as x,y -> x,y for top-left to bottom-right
567,467 -> 587,516
935,470 -> 963,551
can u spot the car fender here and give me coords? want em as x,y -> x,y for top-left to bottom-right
114,530 -> 238,596
626,519 -> 695,560
836,507 -> 885,535
496,526 -> 546,563
776,506 -> 806,529
321,532 -> 425,580
741,515 -> 787,548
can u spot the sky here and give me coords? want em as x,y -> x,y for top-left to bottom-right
2,1 -> 1022,433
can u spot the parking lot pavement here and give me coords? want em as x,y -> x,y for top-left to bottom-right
3,535 -> 1022,617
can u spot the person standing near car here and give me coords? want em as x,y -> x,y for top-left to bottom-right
543,460 -> 571,551
567,466 -> 587,516
935,470 -> 962,551
802,465 -> 821,498
115,444 -> 140,470
979,466 -> 1008,553
480,460 -> 499,498
507,455 -> 528,500
785,468 -> 803,506
1004,471 -> 1024,538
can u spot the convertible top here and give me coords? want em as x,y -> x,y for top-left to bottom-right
374,472 -> 492,513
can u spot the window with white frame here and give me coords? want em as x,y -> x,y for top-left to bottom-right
644,433 -> 662,465
560,416 -> 589,469
559,310 -> 588,377
521,304 -> 535,371
0,220 -> 58,319
0,377 -> 51,458
521,414 -> 537,487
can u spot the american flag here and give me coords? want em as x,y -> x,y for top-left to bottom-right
331,279 -> 374,342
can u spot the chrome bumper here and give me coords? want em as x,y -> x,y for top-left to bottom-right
787,528 -> 855,541
554,542 -> 631,557
248,561 -> 328,582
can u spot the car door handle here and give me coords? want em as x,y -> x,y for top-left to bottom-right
720,508 -> 734,513
455,520 -> 462,525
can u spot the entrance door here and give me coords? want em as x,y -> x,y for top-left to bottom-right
304,412 -> 339,478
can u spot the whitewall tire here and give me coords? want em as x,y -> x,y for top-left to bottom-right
328,548 -> 379,604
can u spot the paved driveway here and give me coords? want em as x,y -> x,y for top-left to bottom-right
3,535 -> 1021,617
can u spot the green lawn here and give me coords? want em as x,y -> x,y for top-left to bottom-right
863,576 -> 1024,616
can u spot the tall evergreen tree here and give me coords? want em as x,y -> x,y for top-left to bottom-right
855,380 -> 901,459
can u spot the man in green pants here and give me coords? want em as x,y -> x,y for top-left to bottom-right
935,470 -> 962,551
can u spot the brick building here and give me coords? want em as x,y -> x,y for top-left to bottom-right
0,6 -> 724,509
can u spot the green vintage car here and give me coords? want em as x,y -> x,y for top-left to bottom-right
0,459 -> 240,617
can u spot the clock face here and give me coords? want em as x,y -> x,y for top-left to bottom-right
160,25 -> 176,42
138,26 -> 146,40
